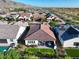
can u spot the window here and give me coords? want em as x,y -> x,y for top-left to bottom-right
28,41 -> 35,43
74,42 -> 79,47
0,39 -> 7,43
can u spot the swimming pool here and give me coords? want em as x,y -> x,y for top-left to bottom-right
0,46 -> 9,52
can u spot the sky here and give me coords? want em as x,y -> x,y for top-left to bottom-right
15,0 -> 79,7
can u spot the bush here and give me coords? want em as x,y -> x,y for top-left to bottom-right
0,49 -> 21,59
7,49 -> 21,59
11,8 -> 26,12
0,53 -> 4,59
49,21 -> 57,27
24,48 -> 55,57
73,17 -> 79,21
0,16 -> 3,20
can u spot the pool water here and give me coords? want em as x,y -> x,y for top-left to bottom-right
0,46 -> 9,52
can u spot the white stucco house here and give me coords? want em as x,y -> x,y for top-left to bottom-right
0,25 -> 26,47
18,13 -> 33,21
10,12 -> 20,20
54,25 -> 79,48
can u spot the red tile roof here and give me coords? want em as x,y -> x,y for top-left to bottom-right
25,23 -> 56,41
20,13 -> 31,17
41,24 -> 56,40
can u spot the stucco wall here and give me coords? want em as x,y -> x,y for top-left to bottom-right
16,26 -> 26,39
6,26 -> 26,47
63,37 -> 79,47
15,26 -> 26,47
7,39 -> 17,47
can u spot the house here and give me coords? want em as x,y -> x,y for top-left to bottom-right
4,15 -> 13,21
32,13 -> 46,22
14,19 -> 29,27
0,14 -> 7,18
10,12 -> 19,20
54,25 -> 79,48
0,25 -> 26,47
18,13 -> 33,21
47,16 -> 56,22
24,23 -> 56,48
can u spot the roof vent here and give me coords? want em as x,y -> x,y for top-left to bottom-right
59,25 -> 65,31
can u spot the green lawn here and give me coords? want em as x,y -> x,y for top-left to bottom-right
65,48 -> 79,57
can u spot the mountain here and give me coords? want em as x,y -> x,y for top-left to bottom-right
0,0 -> 32,9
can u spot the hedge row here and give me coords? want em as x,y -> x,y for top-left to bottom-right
24,48 -> 55,57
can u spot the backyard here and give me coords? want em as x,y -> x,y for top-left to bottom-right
24,48 -> 55,57
0,47 -> 56,59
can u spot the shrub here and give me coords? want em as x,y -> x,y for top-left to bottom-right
49,21 -> 57,27
7,49 -> 21,59
0,16 -> 3,20
24,48 -> 55,57
0,53 -> 4,59
0,49 -> 21,59
11,8 -> 26,12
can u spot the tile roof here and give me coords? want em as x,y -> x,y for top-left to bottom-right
20,13 -> 31,17
0,25 -> 19,39
26,23 -> 40,37
25,23 -> 56,41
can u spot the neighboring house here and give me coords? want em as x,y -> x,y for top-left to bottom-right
4,15 -> 13,21
54,25 -> 79,48
24,23 -> 56,48
33,13 -> 46,22
18,13 -> 32,21
0,25 -> 26,47
10,12 -> 19,20
0,14 -> 7,18
47,16 -> 56,22
14,20 -> 29,27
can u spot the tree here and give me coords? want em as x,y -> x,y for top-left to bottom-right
49,21 -> 57,28
12,8 -> 26,12
5,54 -> 12,59
0,16 -> 3,20
8,49 -> 21,59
